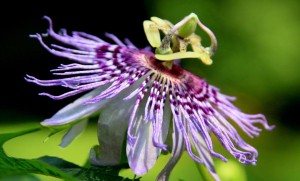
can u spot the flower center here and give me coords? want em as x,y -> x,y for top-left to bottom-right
132,50 -> 188,84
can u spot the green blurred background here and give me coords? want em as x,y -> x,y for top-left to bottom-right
1,0 -> 300,180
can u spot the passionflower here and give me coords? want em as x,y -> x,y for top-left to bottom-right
26,14 -> 274,181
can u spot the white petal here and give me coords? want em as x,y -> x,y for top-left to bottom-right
90,76 -> 147,166
127,117 -> 157,175
90,91 -> 136,166
41,86 -> 109,126
59,119 -> 88,147
126,94 -> 171,176
161,97 -> 172,145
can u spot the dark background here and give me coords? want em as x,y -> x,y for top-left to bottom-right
0,1 -> 149,118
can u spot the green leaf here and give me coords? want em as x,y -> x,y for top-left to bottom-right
0,127 -> 138,181
38,156 -> 82,169
0,127 -> 78,180
39,156 -> 136,181
63,165 -> 138,181
0,174 -> 40,181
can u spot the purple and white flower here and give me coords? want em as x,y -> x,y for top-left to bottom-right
26,16 -> 274,181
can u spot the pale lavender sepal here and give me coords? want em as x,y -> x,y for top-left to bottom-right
90,88 -> 136,166
127,119 -> 158,175
41,87 -> 108,126
59,119 -> 88,147
126,78 -> 171,175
